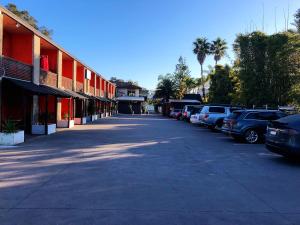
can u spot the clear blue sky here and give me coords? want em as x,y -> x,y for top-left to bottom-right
1,0 -> 299,90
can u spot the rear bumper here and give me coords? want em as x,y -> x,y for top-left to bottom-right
221,128 -> 243,137
266,141 -> 300,156
190,118 -> 201,124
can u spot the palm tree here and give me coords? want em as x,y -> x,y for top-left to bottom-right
154,74 -> 175,102
193,37 -> 211,99
211,38 -> 227,66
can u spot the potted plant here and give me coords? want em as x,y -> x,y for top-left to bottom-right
0,120 -> 24,145
57,112 -> 75,128
32,113 -> 56,135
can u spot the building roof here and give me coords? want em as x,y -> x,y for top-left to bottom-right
114,81 -> 142,90
4,77 -> 71,98
116,96 -> 145,102
169,99 -> 201,103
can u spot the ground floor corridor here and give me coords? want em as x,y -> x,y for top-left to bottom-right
0,115 -> 300,225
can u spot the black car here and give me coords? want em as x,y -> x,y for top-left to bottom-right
222,110 -> 287,144
266,114 -> 300,156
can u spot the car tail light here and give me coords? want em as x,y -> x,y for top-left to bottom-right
284,129 -> 299,135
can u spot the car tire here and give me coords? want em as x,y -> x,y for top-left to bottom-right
244,129 -> 260,144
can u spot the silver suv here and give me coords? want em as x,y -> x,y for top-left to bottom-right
199,105 -> 242,129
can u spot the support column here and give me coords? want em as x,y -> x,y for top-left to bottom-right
32,35 -> 40,125
56,50 -> 62,120
94,75 -> 97,96
45,96 -> 49,135
0,11 -> 3,56
72,60 -> 77,91
0,11 -> 3,131
99,77 -> 102,97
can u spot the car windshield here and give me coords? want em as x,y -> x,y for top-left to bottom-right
208,107 -> 225,113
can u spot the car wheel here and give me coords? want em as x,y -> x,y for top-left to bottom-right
244,129 -> 260,144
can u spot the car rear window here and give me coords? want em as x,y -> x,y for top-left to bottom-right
277,114 -> 300,124
208,107 -> 225,113
228,111 -> 243,119
230,107 -> 242,112
245,112 -> 260,119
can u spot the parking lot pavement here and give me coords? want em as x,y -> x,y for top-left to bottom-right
0,114 -> 300,225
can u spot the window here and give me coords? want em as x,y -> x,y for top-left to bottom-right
228,111 -> 243,119
127,90 -> 136,96
245,112 -> 260,120
258,112 -> 276,120
208,107 -> 225,113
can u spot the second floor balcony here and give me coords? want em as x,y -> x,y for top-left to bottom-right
0,55 -> 32,81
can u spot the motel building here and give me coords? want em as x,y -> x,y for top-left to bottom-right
0,7 -> 116,145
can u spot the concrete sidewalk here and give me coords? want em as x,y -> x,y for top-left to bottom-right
0,115 -> 300,225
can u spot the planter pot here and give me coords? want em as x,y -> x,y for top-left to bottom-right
0,131 -> 24,145
57,120 -> 75,128
86,116 -> 91,123
32,124 -> 56,135
92,114 -> 98,121
75,117 -> 87,125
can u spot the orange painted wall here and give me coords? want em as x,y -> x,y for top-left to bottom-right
62,59 -> 73,79
90,72 -> 95,87
40,49 -> 57,73
61,98 -> 74,119
3,33 -> 33,65
96,77 -> 100,89
76,66 -> 84,83
101,79 -> 105,91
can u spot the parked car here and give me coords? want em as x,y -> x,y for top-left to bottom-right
222,110 -> 287,144
190,108 -> 204,125
182,105 -> 203,121
198,105 -> 242,129
169,109 -> 182,119
265,114 -> 300,156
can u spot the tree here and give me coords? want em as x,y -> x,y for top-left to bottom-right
208,65 -> 234,104
173,56 -> 191,99
292,8 -> 300,33
193,37 -> 211,99
5,3 -> 53,38
233,31 -> 300,107
210,38 -> 227,66
154,74 -> 176,101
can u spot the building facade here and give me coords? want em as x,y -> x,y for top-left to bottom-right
0,6 -> 116,142
113,80 -> 145,114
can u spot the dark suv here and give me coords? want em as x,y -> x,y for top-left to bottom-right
222,110 -> 287,144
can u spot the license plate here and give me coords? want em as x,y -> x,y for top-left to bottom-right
270,130 -> 277,135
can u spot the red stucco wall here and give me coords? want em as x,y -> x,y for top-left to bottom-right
3,33 -> 33,65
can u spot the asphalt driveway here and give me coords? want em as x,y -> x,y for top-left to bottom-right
0,114 -> 300,225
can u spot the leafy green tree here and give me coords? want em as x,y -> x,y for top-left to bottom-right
193,37 -> 211,99
6,3 -> 53,38
233,31 -> 300,107
292,8 -> 300,33
233,32 -> 269,106
208,65 -> 234,104
173,57 -> 191,99
210,38 -> 227,66
154,74 -> 176,101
